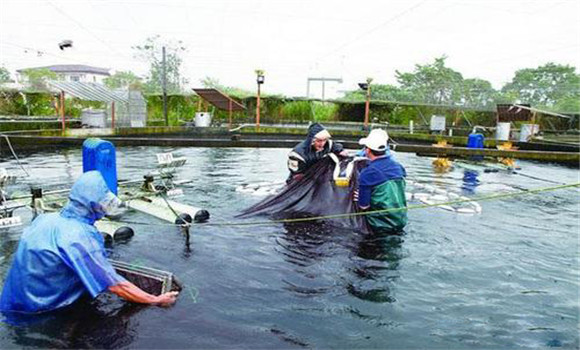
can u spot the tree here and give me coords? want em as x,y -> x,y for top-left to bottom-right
501,62 -> 580,110
460,78 -> 497,109
133,36 -> 187,94
20,68 -> 58,91
103,70 -> 142,90
0,66 -> 11,84
395,56 -> 464,105
200,76 -> 253,97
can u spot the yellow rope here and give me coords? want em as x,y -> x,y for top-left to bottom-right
203,182 -> 580,227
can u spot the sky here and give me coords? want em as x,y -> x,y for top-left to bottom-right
1,0 -> 579,98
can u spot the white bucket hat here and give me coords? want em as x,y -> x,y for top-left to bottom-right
358,129 -> 389,151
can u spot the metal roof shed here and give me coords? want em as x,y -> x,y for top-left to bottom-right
48,81 -> 145,131
193,88 -> 246,128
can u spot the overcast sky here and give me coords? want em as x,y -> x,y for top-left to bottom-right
1,0 -> 579,98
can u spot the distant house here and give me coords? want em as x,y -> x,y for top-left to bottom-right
16,64 -> 111,85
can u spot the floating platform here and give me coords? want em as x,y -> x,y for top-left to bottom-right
127,196 -> 206,224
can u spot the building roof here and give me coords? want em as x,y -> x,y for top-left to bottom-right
48,81 -> 127,103
192,88 -> 246,111
17,64 -> 110,76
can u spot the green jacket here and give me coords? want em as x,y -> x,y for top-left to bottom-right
366,179 -> 408,233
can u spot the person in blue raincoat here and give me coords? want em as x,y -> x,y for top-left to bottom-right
0,171 -> 178,314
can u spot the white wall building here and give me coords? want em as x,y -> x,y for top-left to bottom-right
16,64 -> 110,85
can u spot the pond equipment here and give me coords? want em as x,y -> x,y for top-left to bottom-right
467,133 -> 484,161
432,157 -> 452,170
330,154 -> 356,187
127,196 -> 209,225
430,115 -> 446,132
82,138 -> 118,194
520,124 -> 539,142
109,260 -> 182,295
467,133 -> 484,149
100,232 -> 113,246
113,226 -> 134,241
496,122 -> 511,141
194,210 -> 210,223
194,112 -> 212,127
175,213 -> 192,225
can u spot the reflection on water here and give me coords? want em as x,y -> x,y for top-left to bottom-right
277,221 -> 404,304
462,170 -> 480,194
3,295 -> 142,349
347,233 -> 404,304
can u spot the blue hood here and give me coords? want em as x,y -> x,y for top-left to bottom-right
60,171 -> 114,225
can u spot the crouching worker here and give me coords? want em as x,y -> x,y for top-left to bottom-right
287,123 -> 348,184
0,171 -> 178,315
355,129 -> 408,233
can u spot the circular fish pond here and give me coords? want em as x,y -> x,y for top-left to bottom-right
0,146 -> 578,349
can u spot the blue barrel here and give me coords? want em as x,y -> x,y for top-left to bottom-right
467,133 -> 484,149
82,138 -> 117,194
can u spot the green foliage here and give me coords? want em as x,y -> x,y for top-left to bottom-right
0,67 -> 11,83
0,90 -> 103,117
461,78 -> 497,109
501,62 -> 580,110
280,101 -> 312,121
311,102 -> 338,121
134,36 -> 187,94
20,68 -> 58,91
104,70 -> 142,90
200,76 -> 254,98
396,56 -> 464,105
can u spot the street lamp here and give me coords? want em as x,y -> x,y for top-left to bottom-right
255,69 -> 265,130
359,77 -> 373,129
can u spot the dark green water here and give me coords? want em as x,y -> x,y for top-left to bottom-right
0,147 -> 579,349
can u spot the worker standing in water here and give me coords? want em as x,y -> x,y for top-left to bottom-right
354,129 -> 408,233
0,171 -> 178,315
287,123 -> 348,184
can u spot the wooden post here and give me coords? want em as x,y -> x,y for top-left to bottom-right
111,101 -> 116,129
363,86 -> 371,128
229,99 -> 232,129
256,83 -> 261,131
60,91 -> 65,134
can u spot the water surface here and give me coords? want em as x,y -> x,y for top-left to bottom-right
0,147 -> 578,349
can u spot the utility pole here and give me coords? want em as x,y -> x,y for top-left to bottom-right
358,77 -> 373,129
162,46 -> 168,126
255,69 -> 265,131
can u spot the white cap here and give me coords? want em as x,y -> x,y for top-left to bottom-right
314,129 -> 331,140
358,129 -> 389,151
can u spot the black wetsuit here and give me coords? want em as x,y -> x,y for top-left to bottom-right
287,123 -> 344,183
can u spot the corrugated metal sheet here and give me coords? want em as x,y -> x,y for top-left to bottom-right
49,81 -> 127,103
193,88 -> 246,111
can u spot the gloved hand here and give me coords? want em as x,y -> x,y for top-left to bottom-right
352,189 -> 359,202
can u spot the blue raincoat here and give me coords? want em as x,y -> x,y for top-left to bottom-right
0,171 -> 125,314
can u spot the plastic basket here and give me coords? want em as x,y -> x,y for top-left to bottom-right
110,260 -> 182,295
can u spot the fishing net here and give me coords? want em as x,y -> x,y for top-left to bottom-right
237,156 -> 373,234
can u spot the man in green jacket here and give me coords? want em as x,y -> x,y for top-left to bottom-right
355,129 -> 408,233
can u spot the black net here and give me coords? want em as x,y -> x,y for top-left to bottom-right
237,157 -> 372,234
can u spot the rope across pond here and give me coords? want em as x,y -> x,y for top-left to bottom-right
115,182 -> 580,228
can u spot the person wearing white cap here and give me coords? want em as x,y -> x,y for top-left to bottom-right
354,129 -> 408,233
287,123 -> 347,183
